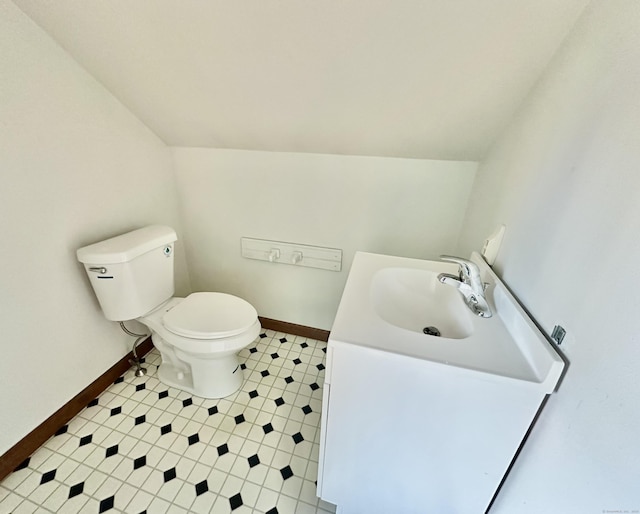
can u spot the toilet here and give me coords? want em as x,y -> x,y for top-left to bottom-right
77,225 -> 261,398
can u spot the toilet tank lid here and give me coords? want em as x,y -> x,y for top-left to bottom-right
77,225 -> 177,264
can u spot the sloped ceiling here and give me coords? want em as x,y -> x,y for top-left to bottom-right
13,0 -> 588,160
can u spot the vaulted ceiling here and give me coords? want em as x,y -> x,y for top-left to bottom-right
14,0 -> 588,160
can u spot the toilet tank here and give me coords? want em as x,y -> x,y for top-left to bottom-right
77,225 -> 177,321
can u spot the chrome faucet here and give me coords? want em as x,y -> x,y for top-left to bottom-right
438,255 -> 492,318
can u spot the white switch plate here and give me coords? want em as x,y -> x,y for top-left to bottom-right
241,237 -> 342,271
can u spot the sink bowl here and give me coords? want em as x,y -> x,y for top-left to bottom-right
370,267 -> 474,339
330,251 -> 564,390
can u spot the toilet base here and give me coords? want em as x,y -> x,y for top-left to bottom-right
153,336 -> 245,399
139,303 -> 260,399
156,355 -> 244,399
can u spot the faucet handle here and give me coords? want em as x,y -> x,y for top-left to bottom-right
440,255 -> 472,279
439,255 -> 485,287
440,255 -> 473,266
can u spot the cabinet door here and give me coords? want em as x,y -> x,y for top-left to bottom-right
319,341 -> 543,514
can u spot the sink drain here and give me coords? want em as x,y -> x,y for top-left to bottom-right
423,326 -> 441,337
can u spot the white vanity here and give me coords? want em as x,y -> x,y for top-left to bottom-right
317,252 -> 565,514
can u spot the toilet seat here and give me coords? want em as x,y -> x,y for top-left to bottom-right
163,292 -> 258,340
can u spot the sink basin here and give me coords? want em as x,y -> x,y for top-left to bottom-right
330,251 -> 564,390
370,267 -> 474,339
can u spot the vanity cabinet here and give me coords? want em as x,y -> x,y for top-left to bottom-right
316,252 -> 564,513
317,340 -> 549,514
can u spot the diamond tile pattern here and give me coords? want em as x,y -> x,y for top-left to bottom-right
68,482 -> 84,498
133,456 -> 146,469
230,492 -> 243,510
99,495 -> 115,513
54,424 -> 68,436
105,444 -> 118,458
0,330 -> 334,514
40,469 -> 56,485
163,467 -> 177,482
280,465 -> 294,480
14,458 -> 30,472
195,479 -> 208,496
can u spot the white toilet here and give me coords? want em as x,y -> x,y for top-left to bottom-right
77,225 -> 261,398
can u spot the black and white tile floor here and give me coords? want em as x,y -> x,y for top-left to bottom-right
0,330 -> 336,514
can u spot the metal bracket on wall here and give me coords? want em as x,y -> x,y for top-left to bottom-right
551,325 -> 566,345
241,237 -> 342,271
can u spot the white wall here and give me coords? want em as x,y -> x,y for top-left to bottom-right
0,0 -> 190,455
459,1 -> 640,511
172,148 -> 476,330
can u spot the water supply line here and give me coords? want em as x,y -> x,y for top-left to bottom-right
119,321 -> 149,377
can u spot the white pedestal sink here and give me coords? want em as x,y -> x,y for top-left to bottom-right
317,251 -> 565,514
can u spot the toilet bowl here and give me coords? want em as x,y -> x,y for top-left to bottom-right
140,294 -> 261,398
76,225 -> 261,399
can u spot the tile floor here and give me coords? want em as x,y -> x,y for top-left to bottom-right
0,330 -> 336,514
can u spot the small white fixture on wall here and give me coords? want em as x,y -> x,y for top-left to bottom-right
241,237 -> 342,271
481,224 -> 506,266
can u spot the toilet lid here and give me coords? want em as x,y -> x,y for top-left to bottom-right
163,292 -> 257,339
